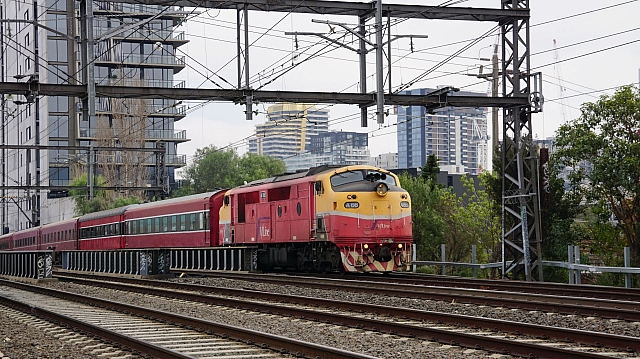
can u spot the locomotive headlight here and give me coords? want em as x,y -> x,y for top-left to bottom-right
344,201 -> 360,209
364,243 -> 369,249
376,183 -> 389,196
400,201 -> 410,208
398,243 -> 403,249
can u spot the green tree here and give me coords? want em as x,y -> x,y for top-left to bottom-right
69,173 -> 109,215
69,173 -> 143,215
554,85 -> 640,263
399,173 -> 446,261
178,146 -> 286,196
421,154 -> 440,185
400,172 -> 500,277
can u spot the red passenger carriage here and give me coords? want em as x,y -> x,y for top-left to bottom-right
12,227 -> 40,251
0,233 -> 12,251
123,191 -> 225,249
78,206 -> 133,250
40,218 -> 78,251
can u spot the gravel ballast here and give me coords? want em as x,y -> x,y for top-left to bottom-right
40,280 -> 503,359
171,276 -> 640,337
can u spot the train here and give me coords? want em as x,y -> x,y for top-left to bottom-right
0,165 -> 413,273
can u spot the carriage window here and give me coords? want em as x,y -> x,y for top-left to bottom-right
147,219 -> 152,233
197,212 -> 203,230
188,214 -> 196,231
180,215 -> 186,231
171,216 -> 177,232
204,212 -> 210,230
154,218 -> 160,233
162,217 -> 169,232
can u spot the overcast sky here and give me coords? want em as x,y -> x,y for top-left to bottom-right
173,0 -> 640,169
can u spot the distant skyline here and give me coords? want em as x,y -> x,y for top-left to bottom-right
172,0 -> 640,171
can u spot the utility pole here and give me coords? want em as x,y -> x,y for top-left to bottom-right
468,44 -> 499,153
491,45 -> 499,151
32,1 -> 41,227
88,143 -> 94,199
0,1 -> 6,234
374,0 -> 384,125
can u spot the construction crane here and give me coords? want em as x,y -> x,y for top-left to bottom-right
552,39 -> 570,123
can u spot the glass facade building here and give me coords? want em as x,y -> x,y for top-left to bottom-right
1,0 -> 188,230
396,88 -> 488,174
285,131 -> 370,172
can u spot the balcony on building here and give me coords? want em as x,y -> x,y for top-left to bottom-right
89,52 -> 186,73
85,153 -> 187,167
78,128 -> 189,143
97,77 -> 185,89
93,2 -> 186,18
92,95 -> 187,120
93,27 -> 188,47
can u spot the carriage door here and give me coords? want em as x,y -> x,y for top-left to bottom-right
204,204 -> 210,245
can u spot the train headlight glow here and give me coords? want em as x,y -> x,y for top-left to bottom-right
364,243 -> 369,249
344,202 -> 360,209
376,183 -> 389,196
400,201 -> 410,208
398,244 -> 403,249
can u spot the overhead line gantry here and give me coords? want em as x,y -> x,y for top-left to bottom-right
0,0 -> 543,281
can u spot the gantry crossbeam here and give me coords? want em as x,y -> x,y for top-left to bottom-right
0,82 -> 528,108
110,0 -> 528,21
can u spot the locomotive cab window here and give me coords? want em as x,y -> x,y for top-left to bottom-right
330,170 -> 397,189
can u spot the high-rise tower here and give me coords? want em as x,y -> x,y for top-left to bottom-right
396,88 -> 488,174
249,103 -> 329,161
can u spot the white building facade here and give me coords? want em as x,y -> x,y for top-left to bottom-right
1,1 -> 188,232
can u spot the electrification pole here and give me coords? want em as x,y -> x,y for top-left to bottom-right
0,1 -> 6,233
32,1 -> 41,227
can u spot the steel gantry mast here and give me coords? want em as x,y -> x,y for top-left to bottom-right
0,0 -> 544,279
501,0 -> 544,281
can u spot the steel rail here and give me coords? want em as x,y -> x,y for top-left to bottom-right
0,279 -> 377,359
55,273 -> 640,355
171,270 -> 640,321
284,272 -> 640,302
0,294 -> 195,359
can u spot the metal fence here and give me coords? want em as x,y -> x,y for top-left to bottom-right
62,249 -> 171,276
170,247 -> 258,272
0,251 -> 54,280
412,244 -> 640,288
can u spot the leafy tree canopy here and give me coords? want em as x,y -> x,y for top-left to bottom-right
421,154 -> 440,185
399,172 -> 500,277
69,173 -> 143,215
553,85 -> 640,261
176,146 -> 287,196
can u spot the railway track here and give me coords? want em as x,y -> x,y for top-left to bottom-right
0,278 -> 375,359
170,270 -> 640,321
52,272 -> 640,359
376,272 -> 640,302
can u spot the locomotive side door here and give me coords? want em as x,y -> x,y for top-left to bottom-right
267,202 -> 277,242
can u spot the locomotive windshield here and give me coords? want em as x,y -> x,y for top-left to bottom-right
330,170 -> 396,187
